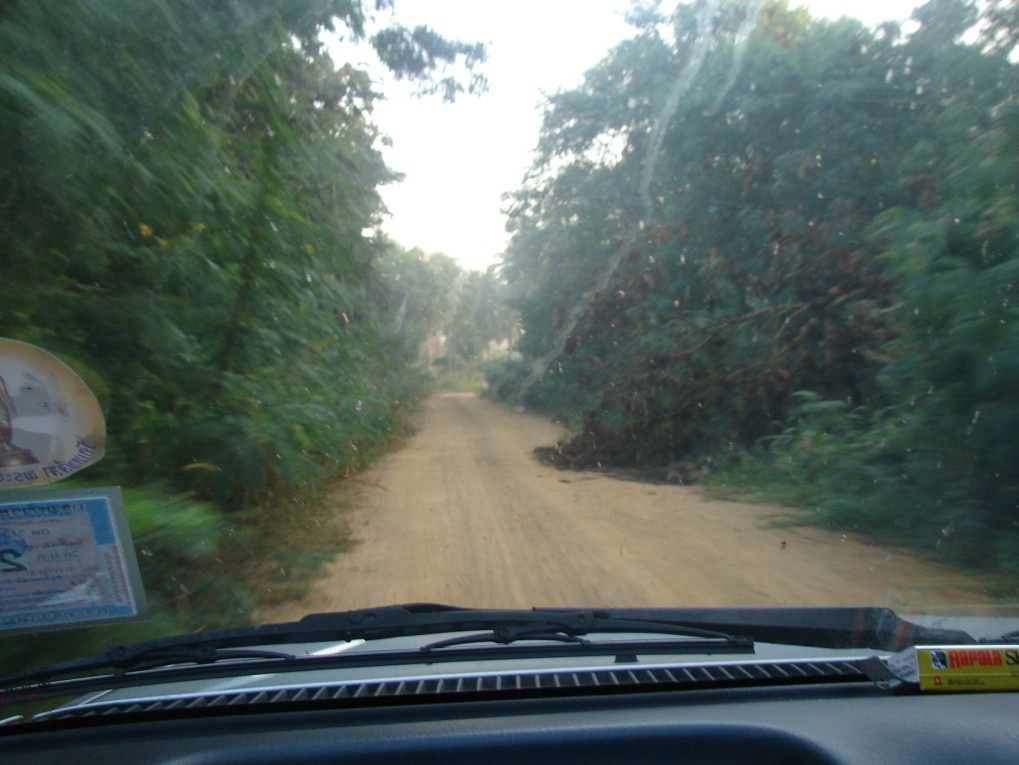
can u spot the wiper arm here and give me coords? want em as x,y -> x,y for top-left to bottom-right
105,644 -> 295,673
0,643 -> 296,702
0,605 -> 743,689
423,626 -> 591,651
420,615 -> 752,652
610,606 -> 976,652
0,603 -> 977,704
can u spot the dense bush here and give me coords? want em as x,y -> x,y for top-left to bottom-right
0,0 -> 485,509
494,0 -> 1019,571
0,0 -> 490,677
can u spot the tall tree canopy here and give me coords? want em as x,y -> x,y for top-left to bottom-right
498,0 -> 1019,569
0,0 -> 485,507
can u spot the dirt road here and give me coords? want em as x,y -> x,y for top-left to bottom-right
262,394 -> 989,620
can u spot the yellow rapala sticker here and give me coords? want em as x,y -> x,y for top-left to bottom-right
916,646 -> 1019,692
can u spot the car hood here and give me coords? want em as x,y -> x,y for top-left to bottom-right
58,613 -> 1008,710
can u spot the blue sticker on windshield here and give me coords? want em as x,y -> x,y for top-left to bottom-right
0,487 -> 147,634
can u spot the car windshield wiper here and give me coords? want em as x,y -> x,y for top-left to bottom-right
418,615 -> 749,652
102,644 -> 297,673
0,604 -> 979,707
0,606 -> 751,694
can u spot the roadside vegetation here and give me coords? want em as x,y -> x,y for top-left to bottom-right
4,0 -> 1017,678
490,0 -> 1019,578
0,0 -> 508,672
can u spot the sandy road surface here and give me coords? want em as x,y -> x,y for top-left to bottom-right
263,394 -> 990,620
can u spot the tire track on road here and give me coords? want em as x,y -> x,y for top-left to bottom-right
261,393 -> 992,620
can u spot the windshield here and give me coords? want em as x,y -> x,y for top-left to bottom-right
1,0 -> 1017,706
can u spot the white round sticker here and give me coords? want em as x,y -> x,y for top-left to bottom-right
0,339 -> 106,487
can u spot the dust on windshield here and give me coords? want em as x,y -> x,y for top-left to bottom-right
1,0 -> 1017,672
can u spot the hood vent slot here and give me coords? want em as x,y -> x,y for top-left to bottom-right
37,658 -> 873,722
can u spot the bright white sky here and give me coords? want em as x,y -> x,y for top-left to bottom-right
330,1 -> 922,271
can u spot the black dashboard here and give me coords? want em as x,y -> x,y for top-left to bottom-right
4,683 -> 1017,764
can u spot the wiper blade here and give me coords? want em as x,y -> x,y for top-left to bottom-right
0,644 -> 297,710
0,603 -> 976,705
0,605 -> 746,690
419,616 -> 752,652
105,644 -> 296,673
624,606 -> 976,651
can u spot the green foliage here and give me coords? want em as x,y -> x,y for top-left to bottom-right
0,484 -> 242,693
499,0 -> 1019,573
0,0 -> 497,681
503,1 -> 911,458
445,269 -> 516,365
982,0 -> 1019,57
122,486 -> 258,626
706,98 -> 1019,575
0,0 -> 487,511
371,24 -> 487,100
